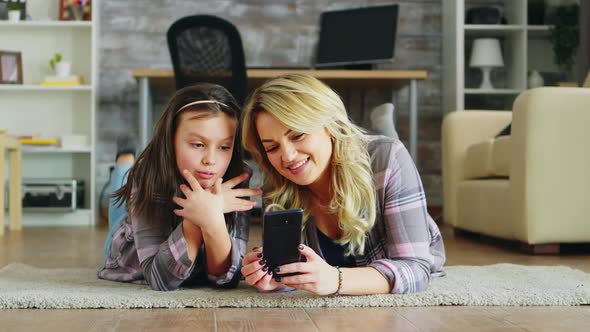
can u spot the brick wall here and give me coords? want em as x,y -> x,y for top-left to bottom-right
97,0 -> 443,206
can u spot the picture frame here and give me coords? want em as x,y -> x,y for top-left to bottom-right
59,0 -> 92,21
0,51 -> 23,84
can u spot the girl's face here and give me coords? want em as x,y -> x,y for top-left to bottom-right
255,111 -> 333,188
174,111 -> 237,189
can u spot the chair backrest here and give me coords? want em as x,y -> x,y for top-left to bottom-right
167,15 -> 248,105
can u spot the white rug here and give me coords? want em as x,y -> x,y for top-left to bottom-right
0,263 -> 589,309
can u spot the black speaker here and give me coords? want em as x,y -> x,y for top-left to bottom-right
466,7 -> 504,24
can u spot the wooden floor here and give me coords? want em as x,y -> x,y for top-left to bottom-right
1,223 -> 589,331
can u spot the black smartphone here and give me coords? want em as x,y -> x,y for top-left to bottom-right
262,208 -> 303,277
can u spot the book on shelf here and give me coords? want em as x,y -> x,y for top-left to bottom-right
40,75 -> 85,86
19,138 -> 59,145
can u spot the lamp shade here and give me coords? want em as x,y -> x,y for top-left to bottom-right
469,38 -> 504,67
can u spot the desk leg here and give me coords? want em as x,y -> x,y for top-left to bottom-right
408,79 -> 419,164
9,147 -> 22,231
139,77 -> 152,150
0,147 -> 4,236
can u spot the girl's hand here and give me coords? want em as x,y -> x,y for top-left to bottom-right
173,170 -> 224,229
240,247 -> 283,292
275,244 -> 339,296
219,173 -> 263,214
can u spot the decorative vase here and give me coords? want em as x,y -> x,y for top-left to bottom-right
55,62 -> 71,77
7,10 -> 21,22
528,70 -> 544,88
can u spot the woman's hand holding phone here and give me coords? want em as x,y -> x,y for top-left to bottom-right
242,209 -> 338,294
241,247 -> 284,292
241,244 -> 340,295
274,244 -> 340,296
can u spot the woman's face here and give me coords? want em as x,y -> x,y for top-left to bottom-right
174,111 -> 236,189
255,111 -> 333,187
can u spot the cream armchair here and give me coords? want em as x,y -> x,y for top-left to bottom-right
442,87 -> 590,252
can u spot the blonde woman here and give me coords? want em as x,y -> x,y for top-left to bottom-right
240,74 -> 445,295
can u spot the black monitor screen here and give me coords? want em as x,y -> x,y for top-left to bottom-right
315,5 -> 399,68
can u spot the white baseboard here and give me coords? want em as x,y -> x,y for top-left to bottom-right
3,209 -> 93,227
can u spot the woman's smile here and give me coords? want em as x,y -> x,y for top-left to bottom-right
286,157 -> 310,174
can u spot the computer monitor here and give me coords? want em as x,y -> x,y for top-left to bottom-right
315,4 -> 399,69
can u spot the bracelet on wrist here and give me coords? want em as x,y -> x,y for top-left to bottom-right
334,266 -> 343,296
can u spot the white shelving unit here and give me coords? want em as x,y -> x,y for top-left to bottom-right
0,85 -> 92,91
0,0 -> 97,226
0,20 -> 92,27
442,0 -> 558,113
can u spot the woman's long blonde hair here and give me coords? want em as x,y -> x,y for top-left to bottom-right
242,74 -> 376,256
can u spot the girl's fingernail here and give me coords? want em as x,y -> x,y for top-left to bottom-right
268,270 -> 273,276
259,259 -> 266,266
298,244 -> 304,250
256,253 -> 263,258
273,266 -> 280,273
274,276 -> 282,282
262,265 -> 269,272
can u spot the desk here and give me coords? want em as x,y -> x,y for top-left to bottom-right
132,69 -> 427,162
0,136 -> 22,236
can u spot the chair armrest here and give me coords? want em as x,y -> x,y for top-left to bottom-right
510,87 -> 590,243
441,110 -> 512,225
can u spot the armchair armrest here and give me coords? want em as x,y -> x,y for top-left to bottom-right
442,110 -> 512,225
510,87 -> 590,243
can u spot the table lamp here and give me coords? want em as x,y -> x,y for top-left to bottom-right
469,38 -> 504,89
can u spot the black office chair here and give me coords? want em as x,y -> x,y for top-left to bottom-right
167,15 -> 248,105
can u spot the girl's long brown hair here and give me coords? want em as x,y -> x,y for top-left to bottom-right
113,83 -> 246,229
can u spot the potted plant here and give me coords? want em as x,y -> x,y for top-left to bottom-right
550,4 -> 579,78
49,53 -> 71,77
7,3 -> 21,22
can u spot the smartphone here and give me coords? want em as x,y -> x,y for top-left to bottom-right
262,208 -> 303,277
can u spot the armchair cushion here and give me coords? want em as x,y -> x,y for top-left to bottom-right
464,139 -> 494,179
464,136 -> 511,179
491,136 -> 511,176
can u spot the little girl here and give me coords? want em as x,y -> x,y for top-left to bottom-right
98,83 -> 261,291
